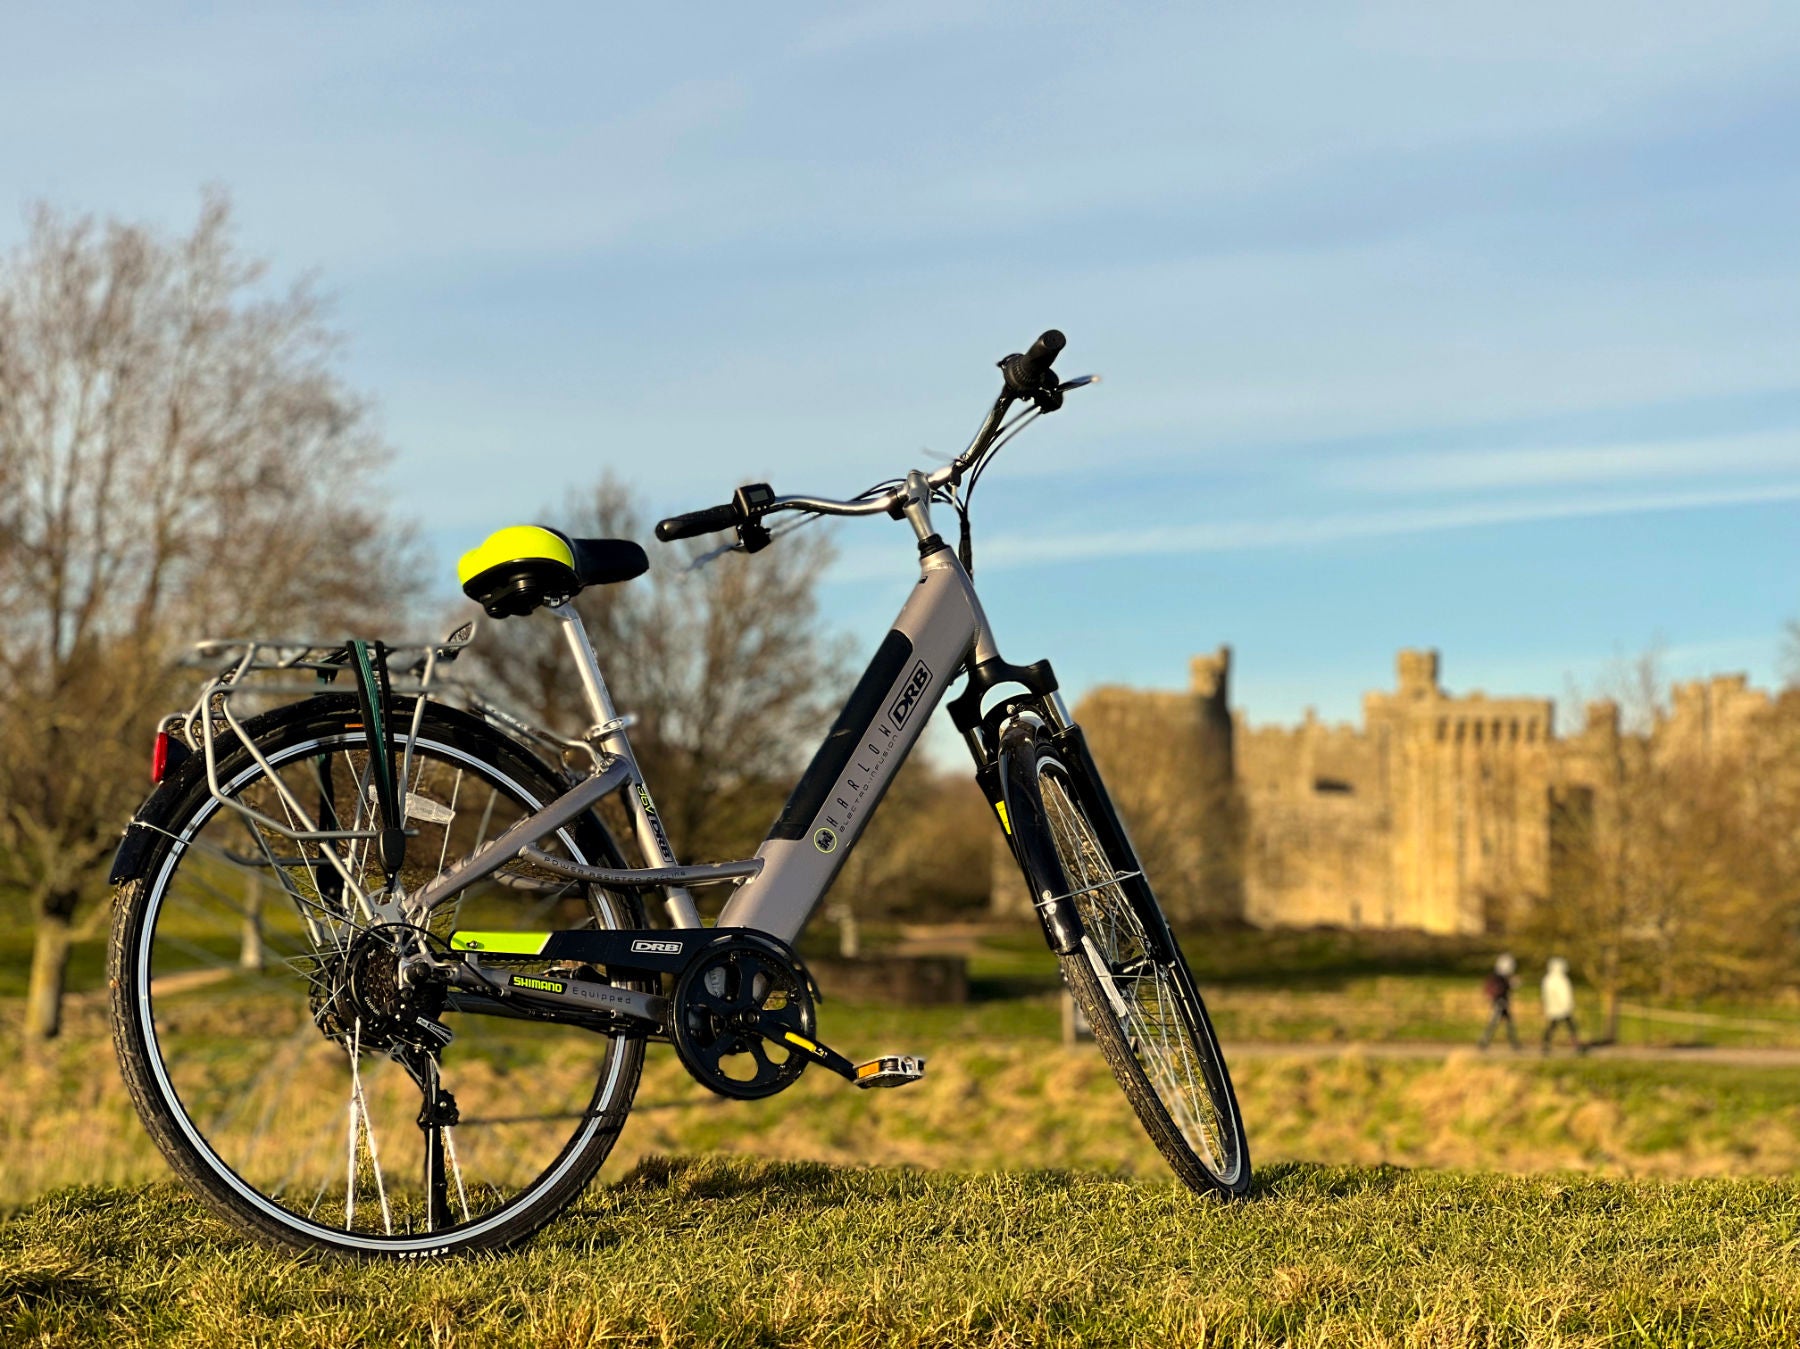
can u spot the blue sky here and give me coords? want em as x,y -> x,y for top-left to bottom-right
5,3 -> 1798,732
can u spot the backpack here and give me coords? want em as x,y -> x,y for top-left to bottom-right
1482,972 -> 1508,1001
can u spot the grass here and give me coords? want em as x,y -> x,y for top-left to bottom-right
8,950 -> 1800,1345
8,989 -> 1800,1209
3,1157 -> 1798,1346
966,924 -> 1800,1048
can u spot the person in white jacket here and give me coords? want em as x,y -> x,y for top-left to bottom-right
1540,955 -> 1584,1054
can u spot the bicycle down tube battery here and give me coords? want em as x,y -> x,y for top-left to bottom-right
717,546 -> 985,945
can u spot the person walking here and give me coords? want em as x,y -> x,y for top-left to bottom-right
1478,953 -> 1521,1051
1541,955 -> 1584,1054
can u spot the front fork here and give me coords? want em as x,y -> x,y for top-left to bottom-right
946,656 -> 1083,956
945,654 -> 1164,964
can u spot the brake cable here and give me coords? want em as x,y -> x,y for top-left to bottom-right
956,405 -> 1044,574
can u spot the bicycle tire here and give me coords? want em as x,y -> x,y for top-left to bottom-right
110,695 -> 650,1257
1003,720 -> 1251,1197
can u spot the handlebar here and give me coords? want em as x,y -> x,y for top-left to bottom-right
999,329 -> 1065,399
653,330 -> 1087,546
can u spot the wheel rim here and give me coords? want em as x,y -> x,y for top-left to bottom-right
1037,762 -> 1243,1187
132,730 -> 639,1250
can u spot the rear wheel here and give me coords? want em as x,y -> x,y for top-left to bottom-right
1006,723 -> 1251,1197
110,696 -> 649,1256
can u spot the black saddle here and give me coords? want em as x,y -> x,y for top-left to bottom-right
457,525 -> 648,618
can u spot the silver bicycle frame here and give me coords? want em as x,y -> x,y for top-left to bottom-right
405,487 -> 1003,947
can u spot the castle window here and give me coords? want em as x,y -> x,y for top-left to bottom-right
1437,719 -> 1448,742
1314,777 -> 1354,795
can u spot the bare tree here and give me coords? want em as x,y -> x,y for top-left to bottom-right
1528,653 -> 1800,1038
468,474 -> 853,870
0,194 -> 421,1039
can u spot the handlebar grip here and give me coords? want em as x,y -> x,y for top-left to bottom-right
1000,329 -> 1066,398
1016,329 -> 1065,382
654,502 -> 740,542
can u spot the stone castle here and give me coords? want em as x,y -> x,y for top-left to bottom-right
992,648 -> 1777,935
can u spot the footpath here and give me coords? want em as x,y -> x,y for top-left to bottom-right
1230,1040 -> 1800,1068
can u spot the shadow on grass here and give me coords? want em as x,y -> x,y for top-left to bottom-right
1249,1160 -> 1412,1201
612,1154 -> 850,1203
0,1251 -> 115,1312
601,1153 -> 1394,1218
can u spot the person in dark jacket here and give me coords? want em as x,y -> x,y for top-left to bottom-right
1478,952 -> 1521,1051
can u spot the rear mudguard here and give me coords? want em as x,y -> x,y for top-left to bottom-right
108,694 -> 360,885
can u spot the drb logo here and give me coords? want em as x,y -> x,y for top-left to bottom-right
888,660 -> 932,730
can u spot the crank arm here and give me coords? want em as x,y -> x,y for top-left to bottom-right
749,1016 -> 859,1078
747,1014 -> 927,1089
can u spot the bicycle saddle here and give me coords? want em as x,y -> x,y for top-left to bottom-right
458,525 -> 649,618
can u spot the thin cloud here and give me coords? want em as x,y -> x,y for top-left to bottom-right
1332,429 -> 1800,494
795,1 -> 1000,58
963,478 -> 1800,572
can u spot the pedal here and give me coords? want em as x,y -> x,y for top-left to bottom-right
852,1054 -> 927,1089
753,1020 -> 927,1090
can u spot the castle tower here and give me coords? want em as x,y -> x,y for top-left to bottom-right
1189,647 -> 1245,920
1396,648 -> 1441,701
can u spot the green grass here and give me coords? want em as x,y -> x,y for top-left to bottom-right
4,1158 -> 1798,1347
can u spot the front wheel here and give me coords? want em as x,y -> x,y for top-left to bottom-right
1003,721 -> 1251,1197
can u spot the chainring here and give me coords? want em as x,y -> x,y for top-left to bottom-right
670,935 -> 816,1100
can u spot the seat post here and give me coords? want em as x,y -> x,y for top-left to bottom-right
545,601 -> 703,929
547,603 -> 626,751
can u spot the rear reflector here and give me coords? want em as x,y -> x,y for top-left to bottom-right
151,731 -> 171,784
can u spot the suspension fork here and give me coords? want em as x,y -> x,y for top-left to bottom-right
946,655 -> 1086,955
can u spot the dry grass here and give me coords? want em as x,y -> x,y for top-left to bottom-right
7,993 -> 1800,1208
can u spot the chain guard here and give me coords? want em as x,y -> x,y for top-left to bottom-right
670,935 -> 816,1100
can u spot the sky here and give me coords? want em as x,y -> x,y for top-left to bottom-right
4,2 -> 1798,736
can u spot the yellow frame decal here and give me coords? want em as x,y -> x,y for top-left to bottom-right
450,931 -> 552,955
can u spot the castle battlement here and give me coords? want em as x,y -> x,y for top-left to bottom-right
991,648 -> 1778,936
